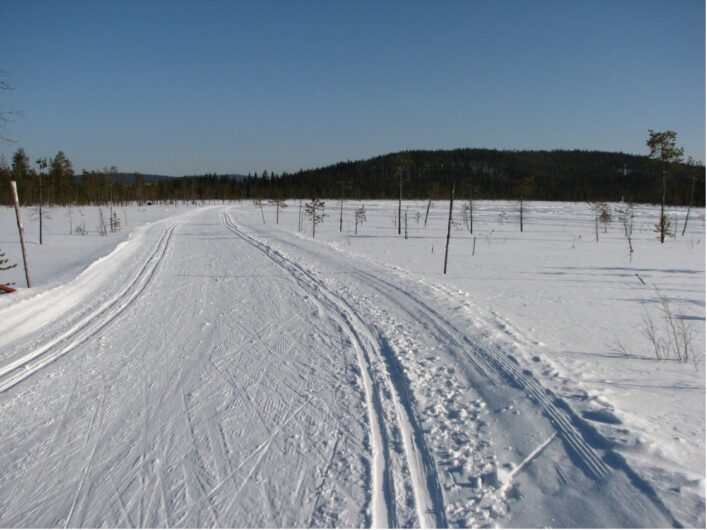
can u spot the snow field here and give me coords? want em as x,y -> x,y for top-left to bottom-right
0,199 -> 704,527
1,209 -> 374,526
237,198 -> 705,527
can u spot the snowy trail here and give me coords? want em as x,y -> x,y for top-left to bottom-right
0,209 -> 373,527
231,208 -> 682,528
0,218 -> 184,394
0,206 -> 688,527
352,269 -> 612,480
223,212 -> 446,528
346,269 -> 679,526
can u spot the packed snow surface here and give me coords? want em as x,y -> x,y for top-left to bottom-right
0,200 -> 704,527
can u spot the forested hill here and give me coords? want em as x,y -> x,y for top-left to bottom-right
2,148 -> 704,206
260,149 -> 704,205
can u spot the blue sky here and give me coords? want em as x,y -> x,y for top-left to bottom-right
1,0 -> 704,175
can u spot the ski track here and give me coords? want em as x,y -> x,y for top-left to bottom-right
354,270 -> 611,479
353,270 -> 681,526
226,210 -> 683,528
0,215 -> 186,395
223,211 -> 448,528
0,207 -> 690,528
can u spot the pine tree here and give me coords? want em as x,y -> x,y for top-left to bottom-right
51,151 -> 74,204
304,198 -> 328,238
268,191 -> 287,224
354,205 -> 366,235
647,130 -> 684,243
110,210 -> 121,232
617,203 -> 635,261
599,202 -> 612,233
12,147 -> 31,204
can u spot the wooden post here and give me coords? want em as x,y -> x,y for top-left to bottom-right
398,173 -> 402,235
37,157 -> 47,245
10,181 -> 31,288
37,173 -> 42,244
660,157 -> 665,243
443,181 -> 455,274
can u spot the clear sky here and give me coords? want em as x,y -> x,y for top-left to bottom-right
1,0 -> 704,175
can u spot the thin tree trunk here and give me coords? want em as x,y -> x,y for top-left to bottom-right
443,181 -> 455,274
469,193 -> 473,234
660,158 -> 665,243
398,176 -> 402,235
38,173 -> 44,244
682,175 -> 696,236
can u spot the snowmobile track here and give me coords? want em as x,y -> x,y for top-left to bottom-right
222,212 -> 447,529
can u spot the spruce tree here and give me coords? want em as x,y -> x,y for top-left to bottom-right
12,147 -> 31,204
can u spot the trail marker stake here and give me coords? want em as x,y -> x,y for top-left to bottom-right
9,181 -> 31,288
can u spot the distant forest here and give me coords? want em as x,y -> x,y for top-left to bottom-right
2,148 -> 704,206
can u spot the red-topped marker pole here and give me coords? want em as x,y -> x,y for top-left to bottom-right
9,181 -> 31,288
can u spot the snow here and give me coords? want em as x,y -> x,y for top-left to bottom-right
0,199 -> 704,527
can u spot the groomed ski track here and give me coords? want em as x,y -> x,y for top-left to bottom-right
0,217 -> 186,395
223,212 -> 446,528
0,207 -> 683,528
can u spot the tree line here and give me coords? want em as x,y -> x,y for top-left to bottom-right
1,146 -> 704,207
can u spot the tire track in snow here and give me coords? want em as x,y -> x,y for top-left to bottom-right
222,212 -> 447,528
0,216 -> 185,395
